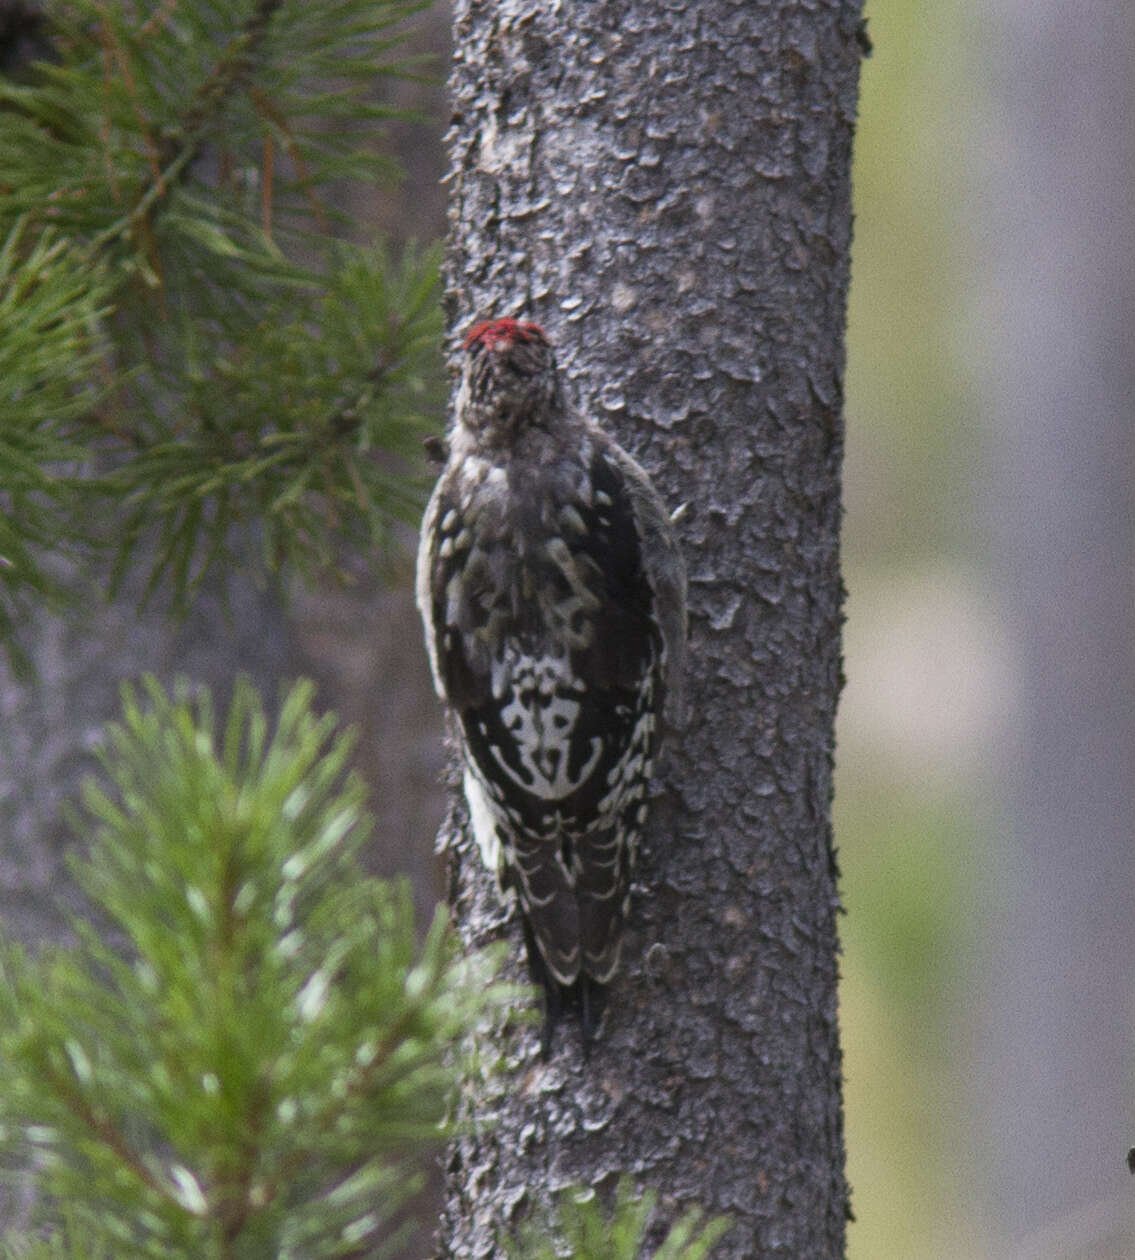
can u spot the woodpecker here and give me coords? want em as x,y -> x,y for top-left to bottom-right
416,317 -> 686,1051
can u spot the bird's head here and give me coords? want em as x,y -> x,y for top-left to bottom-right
457,318 -> 563,443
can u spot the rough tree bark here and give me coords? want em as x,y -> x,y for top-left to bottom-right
438,2 -> 863,1255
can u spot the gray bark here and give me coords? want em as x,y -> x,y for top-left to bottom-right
439,2 -> 862,1255
978,3 -> 1135,1250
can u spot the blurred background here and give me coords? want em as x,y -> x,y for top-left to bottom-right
840,1 -> 1135,1257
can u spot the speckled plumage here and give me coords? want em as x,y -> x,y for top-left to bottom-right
416,319 -> 685,1045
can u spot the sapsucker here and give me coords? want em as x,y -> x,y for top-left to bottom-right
416,317 -> 686,1050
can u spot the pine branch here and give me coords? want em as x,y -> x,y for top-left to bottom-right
0,219 -> 110,676
0,678 -> 517,1256
0,0 -> 445,669
85,0 -> 285,262
101,239 -> 444,607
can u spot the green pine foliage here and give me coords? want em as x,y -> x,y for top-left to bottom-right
0,0 -> 444,665
505,1180 -> 731,1260
0,220 -> 111,675
0,677 -> 514,1257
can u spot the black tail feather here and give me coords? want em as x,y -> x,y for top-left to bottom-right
518,917 -> 608,1059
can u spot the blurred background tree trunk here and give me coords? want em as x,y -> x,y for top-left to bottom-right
439,0 -> 862,1254
979,2 -> 1135,1252
0,569 -> 294,946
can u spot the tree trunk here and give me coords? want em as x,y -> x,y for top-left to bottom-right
439,2 -> 862,1254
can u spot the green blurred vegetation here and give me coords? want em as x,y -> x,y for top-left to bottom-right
0,677 -> 515,1256
844,0 -> 977,565
840,1 -> 989,1257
